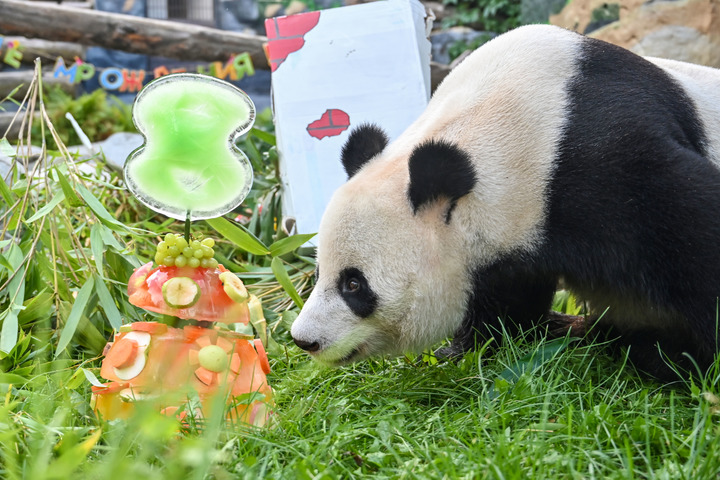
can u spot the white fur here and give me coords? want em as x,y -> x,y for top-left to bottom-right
292,25 -> 581,364
646,57 -> 720,167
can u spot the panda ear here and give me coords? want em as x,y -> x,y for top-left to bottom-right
341,123 -> 389,178
407,139 -> 477,222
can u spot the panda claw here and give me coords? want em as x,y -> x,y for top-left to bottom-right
414,345 -> 467,366
544,311 -> 588,338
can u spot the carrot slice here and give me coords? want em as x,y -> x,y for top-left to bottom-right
194,367 -> 215,386
253,339 -> 271,374
131,321 -> 168,334
216,336 -> 234,353
106,339 -> 139,368
91,381 -> 128,394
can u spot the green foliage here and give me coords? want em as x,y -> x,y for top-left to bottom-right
31,87 -> 135,148
441,0 -> 521,33
3,61 -> 720,480
447,34 -> 494,63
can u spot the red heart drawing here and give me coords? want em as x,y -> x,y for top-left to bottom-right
307,109 -> 351,140
265,11 -> 321,72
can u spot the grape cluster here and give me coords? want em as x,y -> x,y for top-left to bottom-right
154,233 -> 219,269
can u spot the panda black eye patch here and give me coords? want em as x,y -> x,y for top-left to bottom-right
337,267 -> 378,318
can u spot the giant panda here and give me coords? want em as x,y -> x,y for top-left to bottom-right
290,24 -> 720,381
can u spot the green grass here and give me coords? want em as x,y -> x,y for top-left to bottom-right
2,63 -> 720,479
3,331 -> 720,479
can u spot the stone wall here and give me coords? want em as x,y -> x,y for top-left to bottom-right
551,0 -> 720,68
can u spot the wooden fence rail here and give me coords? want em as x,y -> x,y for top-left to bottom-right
0,0 -> 269,67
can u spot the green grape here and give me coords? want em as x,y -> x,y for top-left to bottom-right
157,241 -> 168,254
200,258 -> 211,268
176,237 -> 189,250
162,256 -> 175,267
207,258 -> 219,269
167,245 -> 180,257
182,247 -> 194,258
193,249 -> 205,259
201,238 -> 215,248
190,240 -> 201,250
164,233 -> 177,246
174,255 -> 188,267
188,257 -> 201,268
154,252 -> 164,265
200,245 -> 214,258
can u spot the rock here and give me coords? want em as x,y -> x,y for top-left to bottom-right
551,0 -> 720,68
94,132 -> 144,170
217,0 -> 263,32
0,154 -> 24,185
520,0 -> 567,25
584,2 -> 619,34
285,0 -> 309,15
631,25 -> 718,66
430,27 -> 495,65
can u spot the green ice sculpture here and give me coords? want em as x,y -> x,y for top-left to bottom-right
124,73 -> 255,220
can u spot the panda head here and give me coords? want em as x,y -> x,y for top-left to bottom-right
291,124 -> 478,366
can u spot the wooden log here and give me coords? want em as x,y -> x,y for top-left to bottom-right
0,0 -> 269,68
0,70 -> 74,98
2,37 -> 86,65
0,0 -> 453,91
430,61 -> 451,92
0,110 -> 41,140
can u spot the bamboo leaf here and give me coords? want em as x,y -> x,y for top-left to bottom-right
17,291 -> 53,326
25,191 -> 65,223
206,217 -> 269,256
0,244 -> 25,353
55,276 -> 95,357
0,137 -> 14,157
93,273 -> 122,330
98,224 -> 123,251
488,337 -> 579,400
90,223 -> 104,277
81,367 -> 106,388
250,128 -> 276,146
269,233 -> 316,258
76,183 -> 126,231
271,256 -> 304,308
241,137 -> 263,172
0,373 -> 29,385
0,169 -> 15,205
56,170 -> 83,207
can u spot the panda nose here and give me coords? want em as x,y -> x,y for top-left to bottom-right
293,337 -> 320,352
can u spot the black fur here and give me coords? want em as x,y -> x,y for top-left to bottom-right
407,140 -> 477,222
341,124 -> 389,178
449,36 -> 719,381
338,267 -> 378,318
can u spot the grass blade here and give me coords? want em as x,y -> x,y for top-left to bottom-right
55,276 -> 95,357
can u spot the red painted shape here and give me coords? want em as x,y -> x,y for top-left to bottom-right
265,11 -> 321,72
307,109 -> 351,140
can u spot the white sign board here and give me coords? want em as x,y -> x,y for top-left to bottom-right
265,0 -> 432,238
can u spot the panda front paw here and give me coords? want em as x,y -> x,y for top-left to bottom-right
414,344 -> 468,366
545,311 -> 588,338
